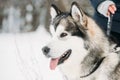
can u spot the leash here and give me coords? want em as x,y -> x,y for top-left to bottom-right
107,14 -> 113,37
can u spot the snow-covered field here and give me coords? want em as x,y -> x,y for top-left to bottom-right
0,26 -> 64,80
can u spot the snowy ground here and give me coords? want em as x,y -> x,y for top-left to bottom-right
0,25 -> 64,80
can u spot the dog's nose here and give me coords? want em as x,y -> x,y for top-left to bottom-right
42,46 -> 50,55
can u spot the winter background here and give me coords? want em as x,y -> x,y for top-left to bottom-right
0,0 -> 94,80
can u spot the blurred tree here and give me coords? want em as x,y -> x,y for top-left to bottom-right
0,0 -> 94,33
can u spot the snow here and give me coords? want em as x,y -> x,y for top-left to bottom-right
0,26 -> 64,80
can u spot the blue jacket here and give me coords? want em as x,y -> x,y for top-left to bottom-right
90,0 -> 120,33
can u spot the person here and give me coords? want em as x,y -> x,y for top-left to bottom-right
90,0 -> 120,44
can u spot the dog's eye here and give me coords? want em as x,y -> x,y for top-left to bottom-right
60,33 -> 68,38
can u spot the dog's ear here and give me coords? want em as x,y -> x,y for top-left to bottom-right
71,2 -> 87,28
50,4 -> 61,21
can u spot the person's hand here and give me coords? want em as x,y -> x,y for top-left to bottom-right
107,4 -> 117,16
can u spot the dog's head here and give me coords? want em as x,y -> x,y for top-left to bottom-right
42,2 -> 108,70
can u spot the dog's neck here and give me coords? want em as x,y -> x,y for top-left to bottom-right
80,53 -> 105,78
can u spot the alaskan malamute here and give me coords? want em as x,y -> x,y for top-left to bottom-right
42,2 -> 120,80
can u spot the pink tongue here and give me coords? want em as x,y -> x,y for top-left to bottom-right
50,58 -> 59,70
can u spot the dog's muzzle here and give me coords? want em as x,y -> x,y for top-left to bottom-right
42,46 -> 72,70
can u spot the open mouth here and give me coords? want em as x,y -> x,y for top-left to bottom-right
50,49 -> 72,70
